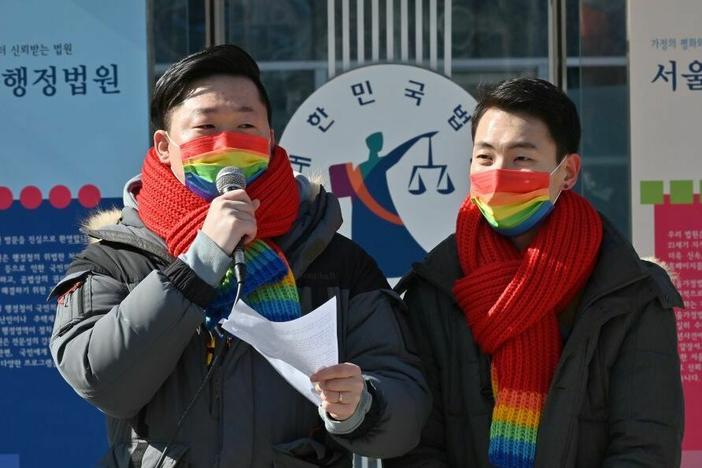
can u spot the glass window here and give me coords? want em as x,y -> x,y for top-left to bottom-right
221,1 -> 550,135
452,0 -> 549,93
567,0 -> 630,237
225,0 -> 328,134
152,0 -> 206,75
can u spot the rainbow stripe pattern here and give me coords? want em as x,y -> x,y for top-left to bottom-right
181,132 -> 270,201
204,239 -> 301,328
488,368 -> 544,467
470,168 -> 554,237
241,240 -> 301,321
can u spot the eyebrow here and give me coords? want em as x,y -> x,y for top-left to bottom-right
474,141 -> 538,150
193,105 -> 255,116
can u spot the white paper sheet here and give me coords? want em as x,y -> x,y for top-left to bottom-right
220,297 -> 338,405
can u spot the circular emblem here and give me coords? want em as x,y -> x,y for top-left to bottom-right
280,64 -> 476,278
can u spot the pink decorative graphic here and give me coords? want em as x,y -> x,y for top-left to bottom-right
19,186 -> 42,209
78,184 -> 101,208
0,187 -> 12,210
654,194 -> 702,452
49,185 -> 72,209
0,184 -> 103,209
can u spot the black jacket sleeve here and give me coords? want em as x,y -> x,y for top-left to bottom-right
603,283 -> 684,467
383,272 -> 450,467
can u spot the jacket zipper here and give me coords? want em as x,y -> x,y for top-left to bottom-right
215,336 -> 232,468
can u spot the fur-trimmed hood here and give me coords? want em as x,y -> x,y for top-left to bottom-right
82,208 -> 121,237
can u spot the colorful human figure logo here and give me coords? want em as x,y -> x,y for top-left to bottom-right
329,130 -> 454,276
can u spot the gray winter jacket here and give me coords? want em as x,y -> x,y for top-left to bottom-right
50,175 -> 430,467
384,217 -> 684,467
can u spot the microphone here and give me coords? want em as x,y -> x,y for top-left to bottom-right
216,167 -> 247,285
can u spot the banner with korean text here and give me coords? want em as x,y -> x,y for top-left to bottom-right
0,1 -> 149,466
629,1 -> 702,465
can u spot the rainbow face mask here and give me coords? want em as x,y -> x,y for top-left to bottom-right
170,131 -> 271,200
470,158 -> 567,236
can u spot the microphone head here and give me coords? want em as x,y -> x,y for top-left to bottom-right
216,166 -> 246,194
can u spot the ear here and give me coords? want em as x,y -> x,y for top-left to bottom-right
153,130 -> 171,165
562,153 -> 581,190
269,128 -> 276,147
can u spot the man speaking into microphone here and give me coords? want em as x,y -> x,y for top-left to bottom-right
48,44 -> 430,467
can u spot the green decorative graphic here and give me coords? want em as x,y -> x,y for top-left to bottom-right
640,180 -> 700,205
640,180 -> 664,205
670,180 -> 694,204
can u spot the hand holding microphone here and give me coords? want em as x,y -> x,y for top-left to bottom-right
201,167 -> 259,285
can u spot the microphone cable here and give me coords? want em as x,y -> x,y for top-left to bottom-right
154,281 -> 243,468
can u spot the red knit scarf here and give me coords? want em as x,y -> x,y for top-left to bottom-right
453,190 -> 602,466
136,145 -> 300,257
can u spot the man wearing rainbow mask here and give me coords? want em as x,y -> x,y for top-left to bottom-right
385,78 -> 684,467
49,44 -> 430,467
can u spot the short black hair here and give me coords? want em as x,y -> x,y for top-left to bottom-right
470,78 -> 580,161
150,44 -> 272,130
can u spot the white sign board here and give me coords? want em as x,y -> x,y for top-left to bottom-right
629,1 -> 702,465
281,64 -> 475,279
0,0 -> 150,200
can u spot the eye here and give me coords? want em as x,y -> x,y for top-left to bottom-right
195,124 -> 216,129
514,155 -> 532,162
237,123 -> 255,129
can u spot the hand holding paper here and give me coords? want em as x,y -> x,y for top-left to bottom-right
311,362 -> 364,421
220,297 -> 339,405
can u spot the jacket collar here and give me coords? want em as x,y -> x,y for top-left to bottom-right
579,216 -> 649,308
397,234 -> 461,300
82,206 -> 173,262
274,175 -> 343,277
579,216 -> 683,311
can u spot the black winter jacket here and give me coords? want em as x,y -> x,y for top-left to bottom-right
385,217 -> 684,468
50,178 -> 430,467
